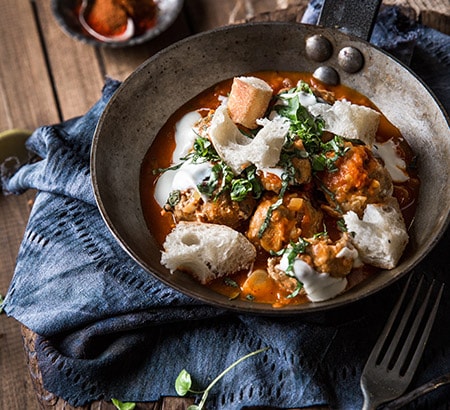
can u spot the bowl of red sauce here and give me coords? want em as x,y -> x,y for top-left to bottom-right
51,0 -> 183,47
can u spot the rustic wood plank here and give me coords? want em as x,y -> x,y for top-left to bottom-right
421,9 -> 450,33
34,0 -> 105,121
0,0 -> 59,131
0,193 -> 39,410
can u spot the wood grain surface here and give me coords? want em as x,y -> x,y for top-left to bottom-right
0,1 -> 448,409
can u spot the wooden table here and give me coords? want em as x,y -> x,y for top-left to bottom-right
1,1 -> 449,409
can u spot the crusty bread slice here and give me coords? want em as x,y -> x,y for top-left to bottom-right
343,197 -> 408,269
227,76 -> 273,129
309,100 -> 380,146
161,221 -> 256,284
209,104 -> 289,174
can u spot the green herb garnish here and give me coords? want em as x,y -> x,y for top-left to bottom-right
337,218 -> 347,232
275,83 -> 324,146
175,347 -> 269,410
273,239 -> 310,298
166,190 -> 181,208
223,277 -> 239,288
275,84 -> 351,174
111,398 -> 136,410
285,238 -> 310,274
258,172 -> 291,238
286,281 -> 304,299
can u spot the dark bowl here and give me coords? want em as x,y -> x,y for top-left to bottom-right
51,0 -> 184,47
91,22 -> 450,315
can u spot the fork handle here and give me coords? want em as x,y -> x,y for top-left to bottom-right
361,391 -> 381,410
383,372 -> 450,409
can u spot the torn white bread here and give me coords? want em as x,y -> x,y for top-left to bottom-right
161,221 -> 256,284
343,197 -> 408,269
308,100 -> 380,146
209,104 -> 290,174
227,76 -> 273,129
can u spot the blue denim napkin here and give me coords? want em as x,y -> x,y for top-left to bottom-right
1,4 -> 450,409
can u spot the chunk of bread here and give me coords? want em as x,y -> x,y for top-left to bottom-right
161,221 -> 256,284
227,76 -> 273,129
343,197 -> 408,269
308,100 -> 380,146
209,104 -> 289,174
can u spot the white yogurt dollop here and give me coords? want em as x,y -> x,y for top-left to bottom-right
173,111 -> 202,162
278,254 -> 347,302
154,110 -> 212,207
373,139 -> 409,183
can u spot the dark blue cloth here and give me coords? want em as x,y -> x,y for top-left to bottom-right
1,5 -> 450,409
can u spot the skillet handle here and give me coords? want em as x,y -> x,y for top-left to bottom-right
318,0 -> 382,41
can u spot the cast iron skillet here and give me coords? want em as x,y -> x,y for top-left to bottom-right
91,0 -> 450,315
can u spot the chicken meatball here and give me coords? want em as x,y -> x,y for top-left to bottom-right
317,142 -> 393,216
164,188 -> 256,230
267,233 -> 358,295
246,191 -> 323,252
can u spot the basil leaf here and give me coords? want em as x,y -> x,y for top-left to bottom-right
197,164 -> 220,197
230,179 -> 253,201
286,281 -> 304,298
167,190 -> 181,207
285,238 -> 309,273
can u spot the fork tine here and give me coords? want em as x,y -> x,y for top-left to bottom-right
380,276 -> 424,369
364,275 -> 412,367
391,279 -> 434,374
398,281 -> 444,378
361,276 -> 444,409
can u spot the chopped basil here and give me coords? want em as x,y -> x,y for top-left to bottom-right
258,172 -> 291,238
285,238 -> 310,273
153,162 -> 183,175
154,136 -> 219,177
167,190 -> 181,208
230,179 -> 253,201
192,136 -> 220,162
223,277 -> 239,288
275,84 -> 324,145
274,238 -> 310,298
337,218 -> 347,232
310,136 -> 349,172
286,281 -> 303,298
197,163 -> 222,197
275,84 -> 353,175
244,165 -> 263,199
316,180 -> 343,214
197,162 -> 261,203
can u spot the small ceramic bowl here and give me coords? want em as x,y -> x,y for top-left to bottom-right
51,0 -> 184,48
0,129 -> 31,165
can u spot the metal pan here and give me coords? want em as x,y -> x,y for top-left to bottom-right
91,0 -> 450,315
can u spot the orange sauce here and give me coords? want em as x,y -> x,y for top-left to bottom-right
140,71 -> 420,307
